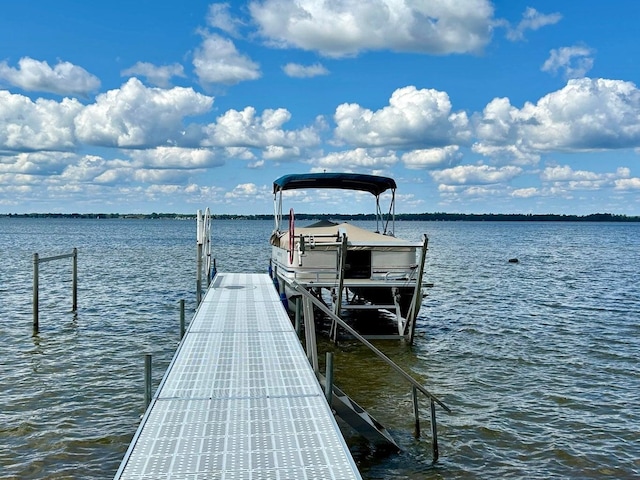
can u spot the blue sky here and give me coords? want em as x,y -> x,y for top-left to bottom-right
1,1 -> 640,215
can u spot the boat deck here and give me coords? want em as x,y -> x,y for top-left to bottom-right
114,273 -> 361,480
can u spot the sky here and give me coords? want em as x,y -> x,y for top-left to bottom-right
1,1 -> 640,215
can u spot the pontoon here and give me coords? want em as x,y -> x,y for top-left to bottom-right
269,172 -> 428,341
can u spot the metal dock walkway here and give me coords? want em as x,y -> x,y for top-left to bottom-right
114,273 -> 361,479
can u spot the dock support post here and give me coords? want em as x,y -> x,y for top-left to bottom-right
72,248 -> 78,312
406,235 -> 428,345
325,352 -> 334,406
180,299 -> 186,339
33,253 -> 39,335
412,386 -> 421,438
196,209 -> 203,305
330,233 -> 348,343
144,354 -> 152,408
294,297 -> 302,336
430,398 -> 439,462
302,296 -> 319,373
196,244 -> 202,305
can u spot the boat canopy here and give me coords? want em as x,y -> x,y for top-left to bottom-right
273,173 -> 396,196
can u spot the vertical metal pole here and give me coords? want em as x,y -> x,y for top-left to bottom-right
325,352 -> 334,406
430,398 -> 439,462
412,386 -> 421,438
302,296 -> 319,373
196,242 -> 202,305
408,235 -> 429,345
294,297 -> 301,336
33,253 -> 39,334
303,296 -> 313,366
180,299 -> 186,339
331,233 -> 348,343
196,210 -> 203,305
211,258 -> 217,283
72,248 -> 78,313
144,354 -> 152,408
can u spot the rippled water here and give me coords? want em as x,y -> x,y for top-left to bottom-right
1,218 -> 638,479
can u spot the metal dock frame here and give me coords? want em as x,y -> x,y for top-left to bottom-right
114,273 -> 362,480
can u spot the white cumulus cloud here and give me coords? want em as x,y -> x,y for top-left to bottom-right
75,78 -> 213,148
334,86 -> 470,148
506,7 -> 562,41
0,57 -> 100,96
431,164 -> 522,185
540,165 -> 631,192
283,63 -> 329,78
121,62 -> 186,88
542,45 -> 595,79
207,3 -> 245,37
128,146 -> 223,169
224,182 -> 271,201
193,33 -> 261,85
0,151 -> 75,175
474,78 -> 640,162
401,146 -> 460,170
315,148 -> 399,169
203,106 -> 319,150
0,91 -> 82,151
249,0 -> 495,57
615,178 -> 640,190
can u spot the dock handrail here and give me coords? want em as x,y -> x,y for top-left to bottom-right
291,279 -> 449,462
196,208 -> 212,304
32,248 -> 78,335
292,279 -> 450,413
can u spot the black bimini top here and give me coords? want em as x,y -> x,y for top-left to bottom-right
273,173 -> 396,196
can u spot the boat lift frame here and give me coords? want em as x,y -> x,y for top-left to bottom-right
274,229 -> 428,343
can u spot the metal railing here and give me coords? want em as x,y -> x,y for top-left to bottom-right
196,208 -> 212,305
32,248 -> 78,334
291,279 -> 451,462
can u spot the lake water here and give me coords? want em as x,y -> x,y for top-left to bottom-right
0,218 -> 638,479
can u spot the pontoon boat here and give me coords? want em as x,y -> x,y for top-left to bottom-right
269,173 -> 428,341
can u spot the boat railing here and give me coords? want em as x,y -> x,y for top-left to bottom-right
294,234 -> 423,249
289,268 -> 339,283
284,266 -> 417,284
290,279 -> 450,463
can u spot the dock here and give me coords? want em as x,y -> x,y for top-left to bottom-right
114,272 -> 362,479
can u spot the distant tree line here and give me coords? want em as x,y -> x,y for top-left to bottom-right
3,212 -> 640,222
1,212 -> 193,219
394,212 -> 640,222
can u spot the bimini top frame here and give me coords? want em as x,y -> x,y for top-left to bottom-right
273,172 -> 397,235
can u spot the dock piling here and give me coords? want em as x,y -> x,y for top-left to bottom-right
294,296 -> 301,336
302,296 -> 319,373
33,253 -> 39,334
430,398 -> 439,462
412,386 -> 421,438
144,354 -> 152,408
325,352 -> 334,405
179,299 -> 185,339
72,247 -> 77,312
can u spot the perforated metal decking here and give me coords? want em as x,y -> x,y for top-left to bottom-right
114,273 -> 361,480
